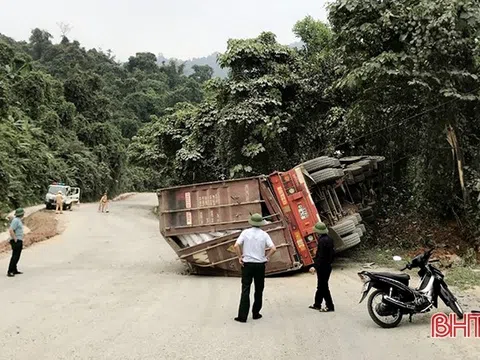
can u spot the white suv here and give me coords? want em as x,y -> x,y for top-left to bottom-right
45,183 -> 81,210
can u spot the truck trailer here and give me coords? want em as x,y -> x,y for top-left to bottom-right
157,156 -> 384,276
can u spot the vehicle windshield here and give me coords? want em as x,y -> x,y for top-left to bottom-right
48,185 -> 66,195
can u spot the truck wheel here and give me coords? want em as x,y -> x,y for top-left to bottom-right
331,220 -> 356,237
338,213 -> 361,225
357,224 -> 366,234
354,174 -> 366,183
344,165 -> 364,176
359,207 -> 373,217
336,233 -> 361,253
311,168 -> 345,184
301,157 -> 341,173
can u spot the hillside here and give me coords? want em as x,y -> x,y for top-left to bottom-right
157,52 -> 228,78
157,42 -> 302,79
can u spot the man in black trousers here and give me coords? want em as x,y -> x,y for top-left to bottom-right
7,208 -> 25,277
309,221 -> 335,312
234,213 -> 277,323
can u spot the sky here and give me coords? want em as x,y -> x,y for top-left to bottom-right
0,0 -> 328,61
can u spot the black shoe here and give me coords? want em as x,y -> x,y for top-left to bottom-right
14,271 -> 23,275
253,314 -> 262,320
7,273 -> 15,277
309,305 -> 322,310
234,317 -> 247,323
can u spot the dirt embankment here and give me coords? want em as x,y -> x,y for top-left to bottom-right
0,211 -> 59,254
372,213 -> 480,263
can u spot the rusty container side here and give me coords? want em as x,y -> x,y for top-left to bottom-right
158,177 -> 263,237
176,221 -> 301,276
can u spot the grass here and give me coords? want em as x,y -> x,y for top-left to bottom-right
445,266 -> 480,290
342,245 -> 409,267
344,245 -> 480,289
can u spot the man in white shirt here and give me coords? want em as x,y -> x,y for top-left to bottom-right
234,213 -> 276,323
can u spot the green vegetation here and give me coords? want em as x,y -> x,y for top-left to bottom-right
3,0 -> 480,251
0,29 -> 208,214
343,246 -> 408,267
445,267 -> 480,290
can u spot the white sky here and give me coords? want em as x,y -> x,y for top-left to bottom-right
0,0 -> 328,61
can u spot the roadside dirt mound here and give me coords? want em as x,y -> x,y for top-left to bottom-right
0,211 -> 59,254
373,214 -> 480,262
23,211 -> 59,246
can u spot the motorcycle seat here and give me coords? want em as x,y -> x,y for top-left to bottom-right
373,272 -> 410,284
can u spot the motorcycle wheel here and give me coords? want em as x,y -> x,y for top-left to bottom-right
439,284 -> 464,319
367,290 -> 403,329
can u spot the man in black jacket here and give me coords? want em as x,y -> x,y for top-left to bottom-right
309,222 -> 335,312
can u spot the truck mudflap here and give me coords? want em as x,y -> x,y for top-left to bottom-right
173,221 -> 301,277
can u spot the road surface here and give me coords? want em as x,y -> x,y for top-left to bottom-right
0,194 -> 478,360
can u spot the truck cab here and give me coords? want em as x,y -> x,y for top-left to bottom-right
45,183 -> 81,210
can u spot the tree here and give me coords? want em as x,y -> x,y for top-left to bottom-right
29,28 -> 53,60
328,0 -> 480,216
293,15 -> 333,55
189,64 -> 214,83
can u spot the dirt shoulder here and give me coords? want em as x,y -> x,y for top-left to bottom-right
0,210 -> 61,254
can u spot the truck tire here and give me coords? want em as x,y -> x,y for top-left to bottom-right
336,233 -> 361,252
354,213 -> 362,223
344,165 -> 364,176
339,213 -> 361,226
363,214 -> 376,224
359,206 -> 373,217
331,220 -> 356,237
367,156 -> 385,163
354,174 -> 365,183
357,224 -> 366,234
339,156 -> 365,164
301,157 -> 340,173
311,168 -> 344,184
355,159 -> 374,170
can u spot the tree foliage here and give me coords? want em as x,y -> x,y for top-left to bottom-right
129,1 -> 480,245
0,30 -> 209,213
3,1 -> 480,245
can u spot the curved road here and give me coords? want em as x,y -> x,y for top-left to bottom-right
0,194 -> 478,359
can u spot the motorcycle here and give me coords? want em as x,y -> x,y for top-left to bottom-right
358,248 -> 464,328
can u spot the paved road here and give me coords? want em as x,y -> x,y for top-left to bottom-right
0,194 -> 478,360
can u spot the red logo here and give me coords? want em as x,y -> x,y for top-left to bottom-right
431,313 -> 480,338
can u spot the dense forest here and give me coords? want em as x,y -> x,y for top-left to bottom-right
2,0 -> 480,249
0,27 -> 210,214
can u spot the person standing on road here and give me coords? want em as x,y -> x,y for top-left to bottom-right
234,213 -> 277,323
7,208 -> 25,277
98,192 -> 108,213
309,222 -> 335,312
55,191 -> 63,214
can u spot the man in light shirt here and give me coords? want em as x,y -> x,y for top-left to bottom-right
234,213 -> 276,323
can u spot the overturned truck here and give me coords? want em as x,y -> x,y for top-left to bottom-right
157,155 -> 385,276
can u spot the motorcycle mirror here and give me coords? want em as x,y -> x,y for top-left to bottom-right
393,256 -> 402,261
